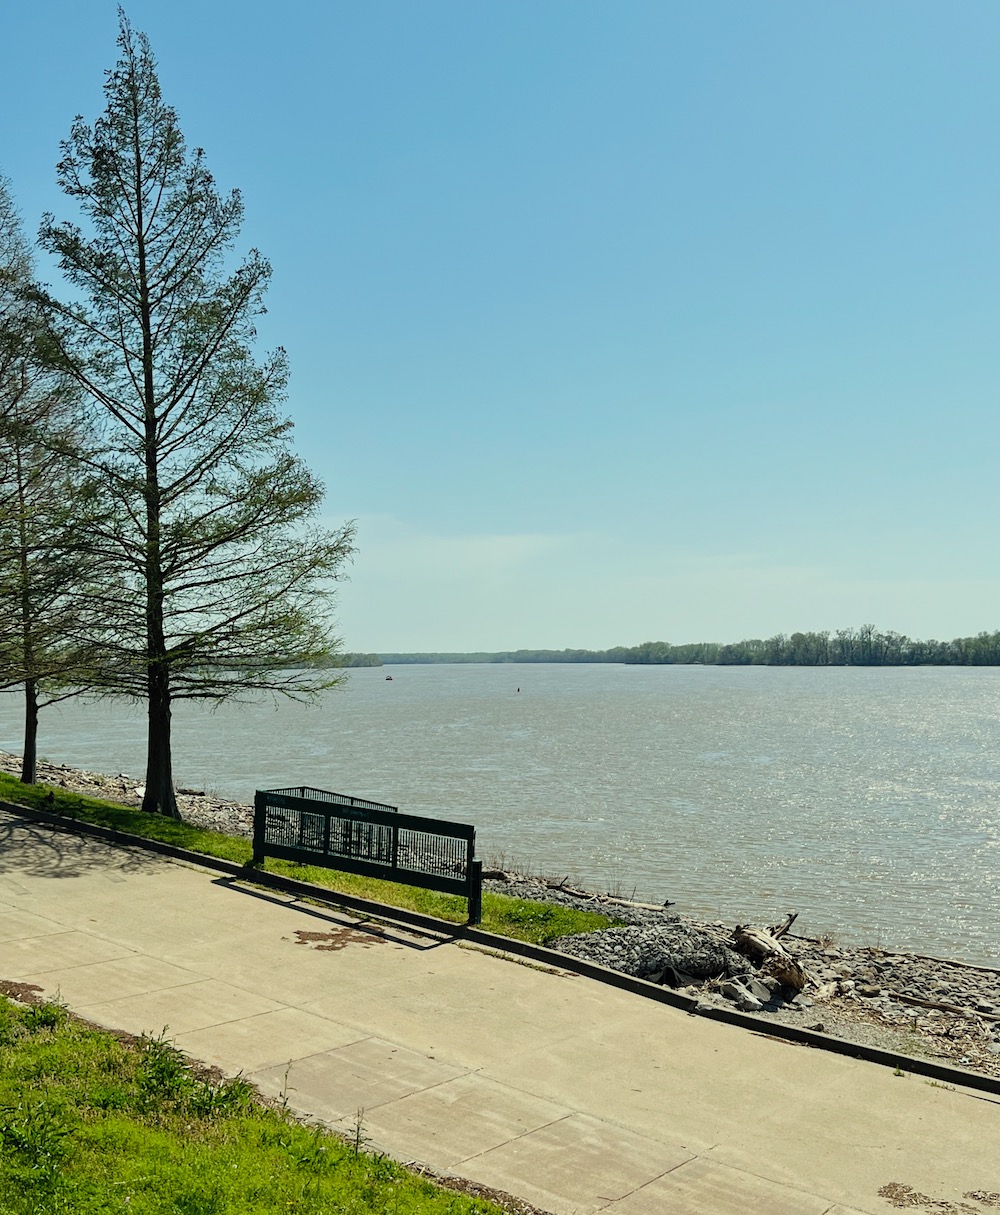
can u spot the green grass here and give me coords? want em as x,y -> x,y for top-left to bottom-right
0,773 -> 618,946
0,995 -> 508,1214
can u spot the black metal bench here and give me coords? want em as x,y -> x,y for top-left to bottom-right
252,786 -> 483,924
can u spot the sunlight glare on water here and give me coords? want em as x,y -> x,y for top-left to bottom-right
1,663 -> 998,964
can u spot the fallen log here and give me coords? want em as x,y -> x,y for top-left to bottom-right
542,879 -> 672,912
732,922 -> 809,991
732,925 -> 787,961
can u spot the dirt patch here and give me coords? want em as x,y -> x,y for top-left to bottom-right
877,1183 -> 998,1213
0,979 -> 44,1002
293,925 -> 397,952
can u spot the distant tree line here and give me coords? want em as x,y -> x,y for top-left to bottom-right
620,625 -> 1000,666
379,626 -> 1000,667
305,652 -> 382,668
377,650 -> 621,665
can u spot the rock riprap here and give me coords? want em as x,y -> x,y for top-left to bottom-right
556,922 -> 753,985
0,754 -> 254,837
486,872 -> 1000,1079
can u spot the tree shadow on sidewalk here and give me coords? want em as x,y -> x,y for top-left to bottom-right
0,814 -> 168,881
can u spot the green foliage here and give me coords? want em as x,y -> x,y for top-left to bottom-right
480,893 -> 618,944
35,17 -> 356,816
19,1002 -> 68,1033
0,997 -> 507,1214
0,1098 -> 73,1191
0,175 -> 101,785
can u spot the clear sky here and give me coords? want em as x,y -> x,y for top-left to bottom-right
3,2 -> 1000,652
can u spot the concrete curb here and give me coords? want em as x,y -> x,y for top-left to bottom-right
4,798 -> 999,1099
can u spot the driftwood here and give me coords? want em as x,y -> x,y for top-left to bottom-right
544,878 -> 672,912
598,895 -> 675,912
887,992 -> 1000,1023
732,918 -> 808,991
767,911 -> 798,939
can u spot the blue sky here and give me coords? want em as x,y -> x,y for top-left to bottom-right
3,1 -> 1000,651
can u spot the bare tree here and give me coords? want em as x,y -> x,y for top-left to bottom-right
0,175 -> 99,783
37,19 -> 356,818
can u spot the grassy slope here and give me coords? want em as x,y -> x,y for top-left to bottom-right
0,774 -> 614,1210
0,996 -> 509,1215
0,773 -> 618,946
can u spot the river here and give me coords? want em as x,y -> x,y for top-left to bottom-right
1,663 -> 997,964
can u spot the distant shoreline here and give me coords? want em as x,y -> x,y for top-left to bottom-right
370,626 -> 1000,667
335,626 -> 1000,665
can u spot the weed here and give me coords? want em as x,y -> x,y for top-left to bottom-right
351,1106 -> 369,1155
292,1125 -> 335,1172
0,1099 -> 72,1182
481,850 -> 545,879
135,1029 -> 192,1108
603,864 -> 634,901
862,926 -> 885,952
187,1075 -> 255,1119
278,1060 -> 293,1111
21,1003 -> 67,1034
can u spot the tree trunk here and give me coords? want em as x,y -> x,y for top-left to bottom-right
20,677 -> 37,785
16,429 -> 37,788
130,84 -> 179,823
143,662 -> 178,818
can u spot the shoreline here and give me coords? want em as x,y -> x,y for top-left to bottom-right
3,669 -> 995,968
3,750 -> 999,1081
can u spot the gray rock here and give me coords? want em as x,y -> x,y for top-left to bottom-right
736,993 -> 764,1012
556,924 -> 752,985
744,978 -> 774,1004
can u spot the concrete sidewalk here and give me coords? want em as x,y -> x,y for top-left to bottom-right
0,812 -> 996,1215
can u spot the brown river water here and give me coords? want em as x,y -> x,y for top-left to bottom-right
1,663 -> 997,965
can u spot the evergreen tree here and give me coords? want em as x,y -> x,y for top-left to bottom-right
37,18 -> 355,818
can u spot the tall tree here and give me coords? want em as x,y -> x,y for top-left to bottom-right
37,18 -> 356,818
0,176 -> 97,784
